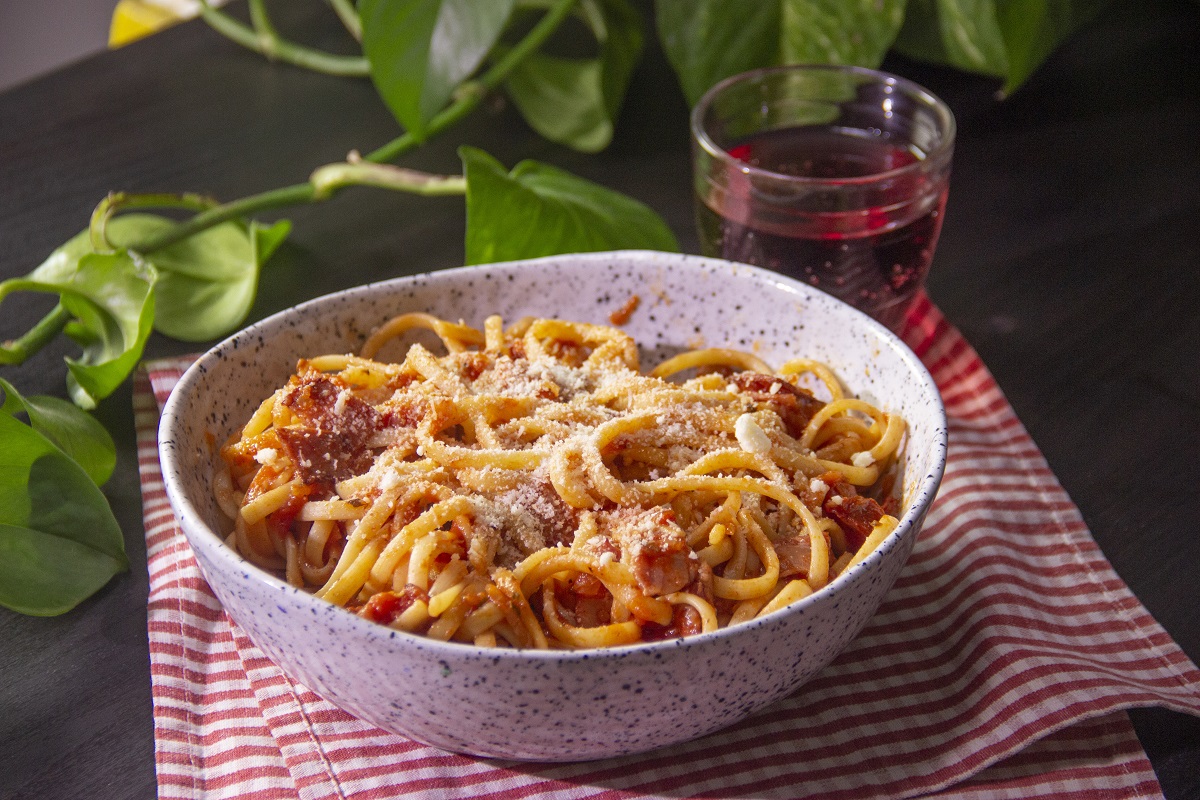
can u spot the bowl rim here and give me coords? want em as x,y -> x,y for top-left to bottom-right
159,249 -> 947,662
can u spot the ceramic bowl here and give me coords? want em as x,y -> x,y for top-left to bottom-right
159,250 -> 947,761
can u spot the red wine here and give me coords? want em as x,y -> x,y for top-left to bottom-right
697,125 -> 948,332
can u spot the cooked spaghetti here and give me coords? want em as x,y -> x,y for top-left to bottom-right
214,313 -> 905,648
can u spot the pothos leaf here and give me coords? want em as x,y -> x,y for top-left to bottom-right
138,217 -> 289,342
654,0 -> 781,106
99,214 -> 288,342
460,146 -> 678,265
993,0 -> 1110,94
893,0 -> 1109,92
1,212 -> 285,407
506,55 -> 611,152
504,0 -> 644,153
780,0 -> 907,69
656,0 -> 906,108
254,218 -> 292,266
360,0 -> 517,139
61,254 -> 156,410
894,0 -> 1009,78
1,251 -> 155,409
0,378 -> 116,486
657,0 -> 1098,102
0,413 -> 127,616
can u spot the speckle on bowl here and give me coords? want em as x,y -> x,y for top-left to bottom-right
159,250 -> 946,761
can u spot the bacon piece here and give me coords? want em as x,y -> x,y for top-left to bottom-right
455,352 -> 490,382
498,475 -> 581,550
684,560 -> 714,604
379,397 -> 426,429
604,508 -> 697,597
729,372 -> 825,439
640,605 -> 703,641
276,371 -> 381,485
825,494 -> 887,551
556,574 -> 613,627
774,532 -> 813,579
570,573 -> 608,598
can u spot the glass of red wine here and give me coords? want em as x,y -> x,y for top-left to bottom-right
691,65 -> 955,332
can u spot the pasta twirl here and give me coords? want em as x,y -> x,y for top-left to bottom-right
215,313 -> 904,649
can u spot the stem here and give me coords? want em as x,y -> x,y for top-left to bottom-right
90,192 -> 218,252
143,0 -> 581,248
139,160 -> 468,254
310,157 -> 466,200
248,0 -> 280,57
137,183 -> 316,253
123,0 -> 582,248
364,0 -> 579,164
326,0 -> 362,42
198,0 -> 369,77
0,305 -> 71,366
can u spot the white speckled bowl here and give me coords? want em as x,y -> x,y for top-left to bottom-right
159,250 -> 946,761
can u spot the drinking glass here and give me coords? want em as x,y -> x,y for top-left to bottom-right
691,65 -> 955,332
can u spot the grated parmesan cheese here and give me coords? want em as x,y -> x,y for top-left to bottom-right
851,451 -> 875,468
735,413 -> 772,455
333,387 -> 351,416
254,448 -> 278,465
378,468 -> 401,493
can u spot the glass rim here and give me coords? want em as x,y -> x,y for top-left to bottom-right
690,64 -> 957,187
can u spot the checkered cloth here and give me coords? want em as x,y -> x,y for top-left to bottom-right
134,296 -> 1200,799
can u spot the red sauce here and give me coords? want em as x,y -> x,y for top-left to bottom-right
357,585 -> 429,625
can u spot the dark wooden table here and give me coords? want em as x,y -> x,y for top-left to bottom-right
2,1 -> 1198,797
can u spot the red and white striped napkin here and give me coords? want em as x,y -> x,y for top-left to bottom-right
135,296 -> 1200,799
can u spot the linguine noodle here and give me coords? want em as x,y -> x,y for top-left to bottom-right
215,313 -> 904,649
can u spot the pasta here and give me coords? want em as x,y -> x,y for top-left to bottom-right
215,313 -> 905,649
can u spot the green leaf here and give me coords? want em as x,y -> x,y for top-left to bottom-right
657,0 -> 910,107
360,0 -> 517,139
0,378 -> 116,486
1,251 -> 155,409
460,146 -> 678,264
34,214 -> 284,343
254,218 -> 292,266
504,0 -> 644,152
507,55 -> 611,151
0,524 -> 127,617
1,212 -> 281,406
993,0 -> 1109,94
104,214 -> 285,342
144,217 -> 289,341
0,413 -> 127,616
890,0 -> 946,64
894,0 -> 1009,78
655,0 -> 1101,103
655,0 -> 781,106
593,0 -> 642,122
780,0 -> 907,69
61,253 -> 157,409
894,0 -> 1107,92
